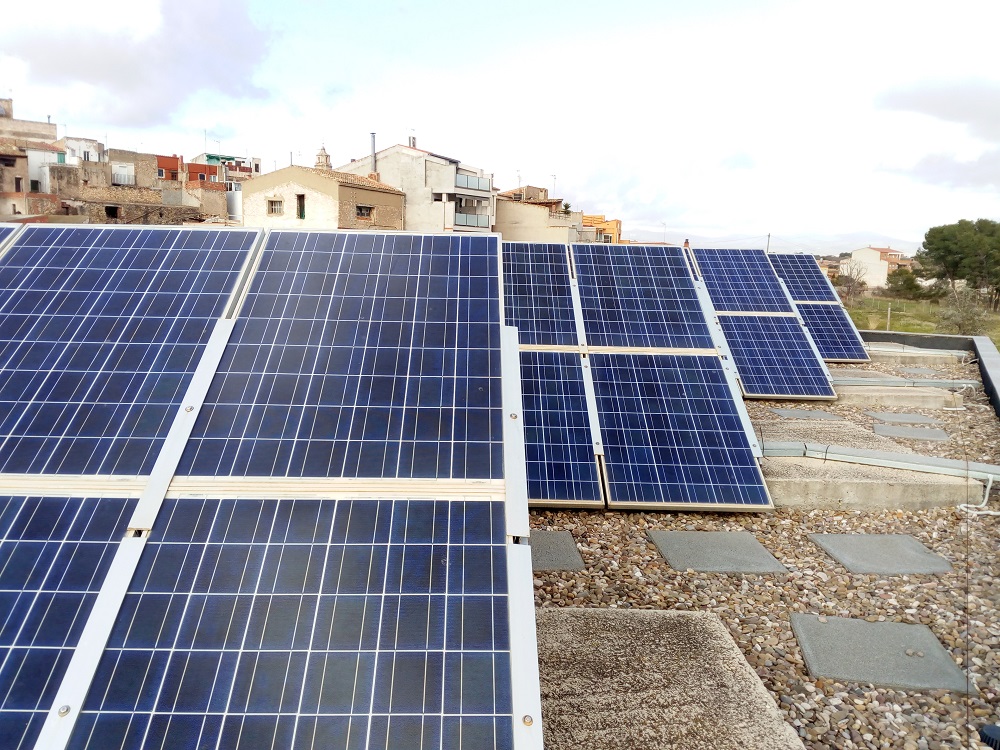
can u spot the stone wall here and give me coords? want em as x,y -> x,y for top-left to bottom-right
337,185 -> 404,230
107,149 -> 159,189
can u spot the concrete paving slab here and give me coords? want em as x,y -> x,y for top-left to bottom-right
529,530 -> 585,571
809,533 -> 952,574
831,367 -> 905,380
770,408 -> 843,420
900,367 -> 939,376
868,349 -> 961,365
865,411 -> 942,425
648,531 -> 787,573
790,614 -> 970,692
537,609 -> 804,750
873,423 -> 950,441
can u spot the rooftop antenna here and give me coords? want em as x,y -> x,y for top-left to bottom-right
517,170 -> 521,188
551,174 -> 556,195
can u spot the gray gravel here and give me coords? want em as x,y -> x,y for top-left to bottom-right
531,357 -> 1000,749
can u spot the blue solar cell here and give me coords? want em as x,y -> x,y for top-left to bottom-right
501,242 -> 578,346
179,232 -> 504,480
589,354 -> 769,507
0,226 -> 256,474
796,303 -> 869,361
767,253 -> 840,303
693,249 -> 795,313
70,497 -> 514,750
520,351 -> 601,504
0,496 -> 136,750
0,226 -> 15,245
573,244 -> 714,349
718,316 -> 836,397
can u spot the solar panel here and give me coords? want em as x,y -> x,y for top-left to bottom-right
768,253 -> 869,362
519,351 -> 601,506
589,353 -> 769,509
691,248 -> 833,399
717,316 -> 836,398
178,232 -> 504,480
501,243 -> 578,346
573,245 -> 714,350
67,496 -> 515,750
0,226 -> 16,246
692,249 -> 795,313
0,226 -> 257,475
767,253 -> 839,303
795,303 -> 868,361
0,496 -> 136,750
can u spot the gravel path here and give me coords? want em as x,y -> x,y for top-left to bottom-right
531,357 -> 999,749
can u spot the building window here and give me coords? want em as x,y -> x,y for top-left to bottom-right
83,151 -> 91,162
105,205 -> 119,219
157,168 -> 165,178
254,163 -> 260,173
57,153 -> 65,164
356,205 -> 373,220
296,194 -> 305,220
14,177 -> 22,192
210,175 -> 217,182
198,173 -> 206,181
30,180 -> 40,193
267,199 -> 283,215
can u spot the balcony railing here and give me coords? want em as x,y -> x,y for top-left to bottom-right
455,174 -> 491,191
454,213 -> 490,228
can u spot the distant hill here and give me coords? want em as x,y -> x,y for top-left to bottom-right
620,231 -> 921,257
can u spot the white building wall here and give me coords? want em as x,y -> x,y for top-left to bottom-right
851,247 -> 890,288
336,146 -> 494,232
494,200 -> 578,243
26,150 -> 60,193
243,180 -> 340,228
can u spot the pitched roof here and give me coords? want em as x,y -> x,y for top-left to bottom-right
0,138 -> 24,157
302,166 -> 404,194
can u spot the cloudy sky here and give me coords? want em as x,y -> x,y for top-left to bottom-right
4,0 -> 999,250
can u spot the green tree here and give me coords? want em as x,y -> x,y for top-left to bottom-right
917,219 -> 1000,307
885,268 -> 923,299
938,288 -> 989,335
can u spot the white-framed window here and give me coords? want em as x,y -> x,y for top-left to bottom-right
157,168 -> 165,178
198,173 -> 206,181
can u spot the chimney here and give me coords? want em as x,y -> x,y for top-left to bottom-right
408,135 -> 416,148
370,132 -> 376,174
683,239 -> 690,249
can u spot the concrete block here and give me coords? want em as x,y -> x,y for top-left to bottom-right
865,411 -> 942,425
791,614 -> 970,692
835,385 -> 963,408
873,424 -> 950,441
809,533 -> 952,574
900,367 -> 938,376
770,408 -> 843,420
529,530 -> 585,571
647,530 -> 787,573
763,457 -> 983,509
867,350 -> 961,365
537,609 -> 804,750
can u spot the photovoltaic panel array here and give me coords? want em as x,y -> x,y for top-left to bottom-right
590,354 -> 769,507
0,226 -> 257,475
717,316 -> 837,398
68,497 -> 515,750
178,232 -> 504,480
511,243 -> 770,511
692,248 -> 835,399
0,227 -> 541,750
768,253 -> 868,362
501,243 -> 577,346
693,248 -> 795,313
573,244 -> 714,350
0,496 -> 136,750
0,226 -> 16,245
518,352 -> 601,506
765,253 -> 838,303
